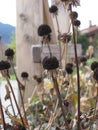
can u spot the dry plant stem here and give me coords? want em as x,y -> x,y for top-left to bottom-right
39,122 -> 43,130
5,76 -> 25,126
55,15 -> 60,34
9,93 -> 16,116
17,83 -> 27,120
10,60 -> 25,89
5,84 -> 16,116
66,74 -> 71,97
45,99 -> 59,130
69,4 -> 81,130
70,75 -> 74,89
58,41 -> 62,68
29,85 -> 38,104
64,42 -> 68,66
63,3 -> 70,12
61,43 -> 66,60
90,84 -> 98,128
17,86 -> 30,130
51,71 -> 70,130
10,60 -> 29,128
22,80 -> 26,99
47,42 -> 52,57
93,86 -> 98,118
0,98 -> 6,130
60,22 -> 71,62
55,15 -> 62,67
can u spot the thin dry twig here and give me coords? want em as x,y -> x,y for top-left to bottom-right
69,4 -> 81,130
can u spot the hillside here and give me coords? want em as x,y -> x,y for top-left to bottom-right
0,22 -> 15,44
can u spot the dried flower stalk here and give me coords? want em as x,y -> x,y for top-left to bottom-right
69,4 -> 81,130
9,60 -> 30,129
51,71 -> 70,130
5,75 -> 25,126
0,98 -> 6,130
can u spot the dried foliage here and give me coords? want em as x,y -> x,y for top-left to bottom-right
0,1 -> 98,130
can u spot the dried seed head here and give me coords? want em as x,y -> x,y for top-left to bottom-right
33,75 -> 42,84
91,61 -> 98,71
65,63 -> 73,74
56,126 -> 60,130
61,0 -> 80,6
67,118 -> 72,124
80,56 -> 87,63
93,68 -> 98,81
66,63 -> 73,68
72,11 -> 78,19
65,67 -> 73,74
49,5 -> 58,14
42,56 -> 59,70
5,48 -> 14,60
74,19 -> 81,27
0,60 -> 10,70
5,123 -> 13,130
62,80 -> 69,88
38,24 -> 52,36
58,33 -> 71,43
13,124 -> 26,130
21,72 -> 29,78
80,56 -> 87,66
64,99 -> 70,107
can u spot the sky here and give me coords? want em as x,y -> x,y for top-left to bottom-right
74,0 -> 98,29
0,0 -> 98,30
0,0 -> 16,26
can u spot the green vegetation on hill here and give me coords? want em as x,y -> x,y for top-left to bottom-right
0,22 -> 15,44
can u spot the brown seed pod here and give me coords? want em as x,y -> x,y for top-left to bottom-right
38,24 -> 52,36
42,56 -> 59,70
91,61 -> 98,71
74,19 -> 81,27
49,5 -> 58,14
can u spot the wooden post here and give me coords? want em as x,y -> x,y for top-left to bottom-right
16,0 -> 56,102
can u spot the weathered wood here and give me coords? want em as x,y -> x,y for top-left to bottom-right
16,0 -> 43,102
51,0 -> 71,36
16,0 -> 56,102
